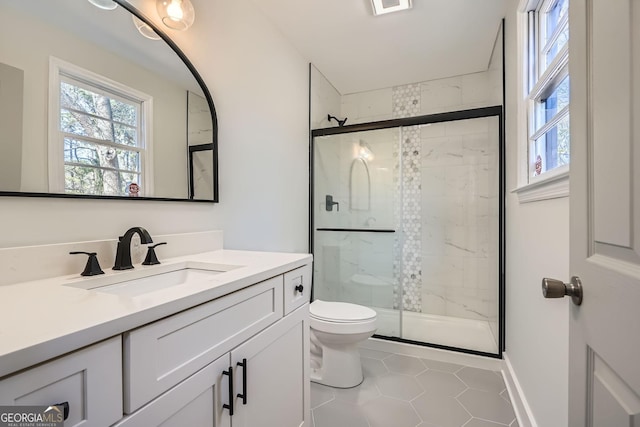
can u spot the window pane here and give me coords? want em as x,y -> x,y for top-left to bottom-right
61,109 -> 137,146
65,165 -> 141,196
535,76 -> 569,131
545,0 -> 568,36
61,81 -> 138,124
110,98 -> 137,127
114,123 -> 138,146
61,109 -> 114,141
64,138 -> 140,172
544,24 -> 568,68
531,114 -> 570,177
61,81 -> 110,119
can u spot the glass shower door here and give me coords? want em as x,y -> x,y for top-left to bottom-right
312,127 -> 402,337
404,116 -> 501,354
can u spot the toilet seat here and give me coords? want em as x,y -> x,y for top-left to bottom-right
310,300 -> 377,323
310,300 -> 377,335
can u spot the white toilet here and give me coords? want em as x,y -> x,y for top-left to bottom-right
309,299 -> 377,388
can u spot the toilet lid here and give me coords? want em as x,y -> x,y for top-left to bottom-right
310,300 -> 377,322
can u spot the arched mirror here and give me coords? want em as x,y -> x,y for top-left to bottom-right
0,0 -> 218,201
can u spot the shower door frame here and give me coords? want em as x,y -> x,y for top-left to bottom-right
309,105 -> 505,359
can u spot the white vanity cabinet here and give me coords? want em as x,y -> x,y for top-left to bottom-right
114,304 -> 310,427
0,258 -> 312,427
117,265 -> 312,427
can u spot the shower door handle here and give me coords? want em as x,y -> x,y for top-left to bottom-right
542,276 -> 583,306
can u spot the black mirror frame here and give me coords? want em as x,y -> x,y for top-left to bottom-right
0,0 -> 219,203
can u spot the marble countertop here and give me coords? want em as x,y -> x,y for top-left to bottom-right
0,249 -> 312,378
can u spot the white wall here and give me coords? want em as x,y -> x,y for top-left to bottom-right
503,2 -> 570,425
0,0 -> 310,253
310,65 -> 341,130
167,0 -> 309,253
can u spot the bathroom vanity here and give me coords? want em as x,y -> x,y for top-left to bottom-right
0,248 -> 312,427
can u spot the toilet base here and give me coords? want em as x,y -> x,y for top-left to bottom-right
310,341 -> 364,388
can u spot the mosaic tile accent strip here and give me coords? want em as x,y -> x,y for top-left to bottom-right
400,125 -> 422,312
393,84 -> 421,119
392,84 -> 422,312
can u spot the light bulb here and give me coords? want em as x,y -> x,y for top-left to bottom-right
167,0 -> 184,21
157,0 -> 195,31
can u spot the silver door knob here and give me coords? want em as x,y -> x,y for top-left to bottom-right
542,276 -> 583,306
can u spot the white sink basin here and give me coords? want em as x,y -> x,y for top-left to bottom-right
65,263 -> 242,297
96,268 -> 222,297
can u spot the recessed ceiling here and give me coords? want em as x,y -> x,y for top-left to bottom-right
250,0 -> 507,94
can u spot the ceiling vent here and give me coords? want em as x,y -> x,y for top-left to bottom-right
370,0 -> 412,16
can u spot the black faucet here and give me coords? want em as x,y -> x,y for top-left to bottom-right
113,227 -> 153,270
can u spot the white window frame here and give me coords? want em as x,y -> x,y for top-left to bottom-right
513,0 -> 569,203
48,57 -> 154,196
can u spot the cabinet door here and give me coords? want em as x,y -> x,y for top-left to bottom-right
0,337 -> 122,427
114,353 -> 232,427
231,304 -> 310,427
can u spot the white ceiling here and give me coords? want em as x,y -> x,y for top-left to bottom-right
250,0 -> 507,94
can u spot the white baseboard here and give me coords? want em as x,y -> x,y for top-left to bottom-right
502,352 -> 538,427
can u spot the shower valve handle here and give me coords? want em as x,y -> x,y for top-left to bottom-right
326,195 -> 339,212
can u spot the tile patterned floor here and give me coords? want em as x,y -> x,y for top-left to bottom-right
310,349 -> 519,427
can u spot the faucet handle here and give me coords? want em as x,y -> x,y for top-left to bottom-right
70,252 -> 105,276
142,242 -> 167,266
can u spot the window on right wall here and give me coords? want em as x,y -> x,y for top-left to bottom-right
516,0 -> 570,201
527,0 -> 569,179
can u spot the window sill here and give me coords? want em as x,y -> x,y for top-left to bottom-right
511,169 -> 569,203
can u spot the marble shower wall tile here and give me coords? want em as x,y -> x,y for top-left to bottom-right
342,88 -> 393,124
314,231 -> 397,309
420,117 -> 499,321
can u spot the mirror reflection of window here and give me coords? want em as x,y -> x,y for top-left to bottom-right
49,58 -> 153,197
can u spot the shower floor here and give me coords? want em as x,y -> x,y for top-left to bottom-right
374,308 -> 499,354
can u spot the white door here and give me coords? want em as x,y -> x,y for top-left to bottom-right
568,0 -> 640,425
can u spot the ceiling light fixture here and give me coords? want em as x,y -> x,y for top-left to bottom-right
370,0 -> 412,16
87,0 -> 118,10
156,0 -> 195,31
132,16 -> 161,40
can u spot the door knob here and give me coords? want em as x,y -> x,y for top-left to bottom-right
541,276 -> 583,306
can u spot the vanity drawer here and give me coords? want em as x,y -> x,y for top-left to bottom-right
283,264 -> 312,315
124,275 -> 284,413
0,336 -> 122,427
